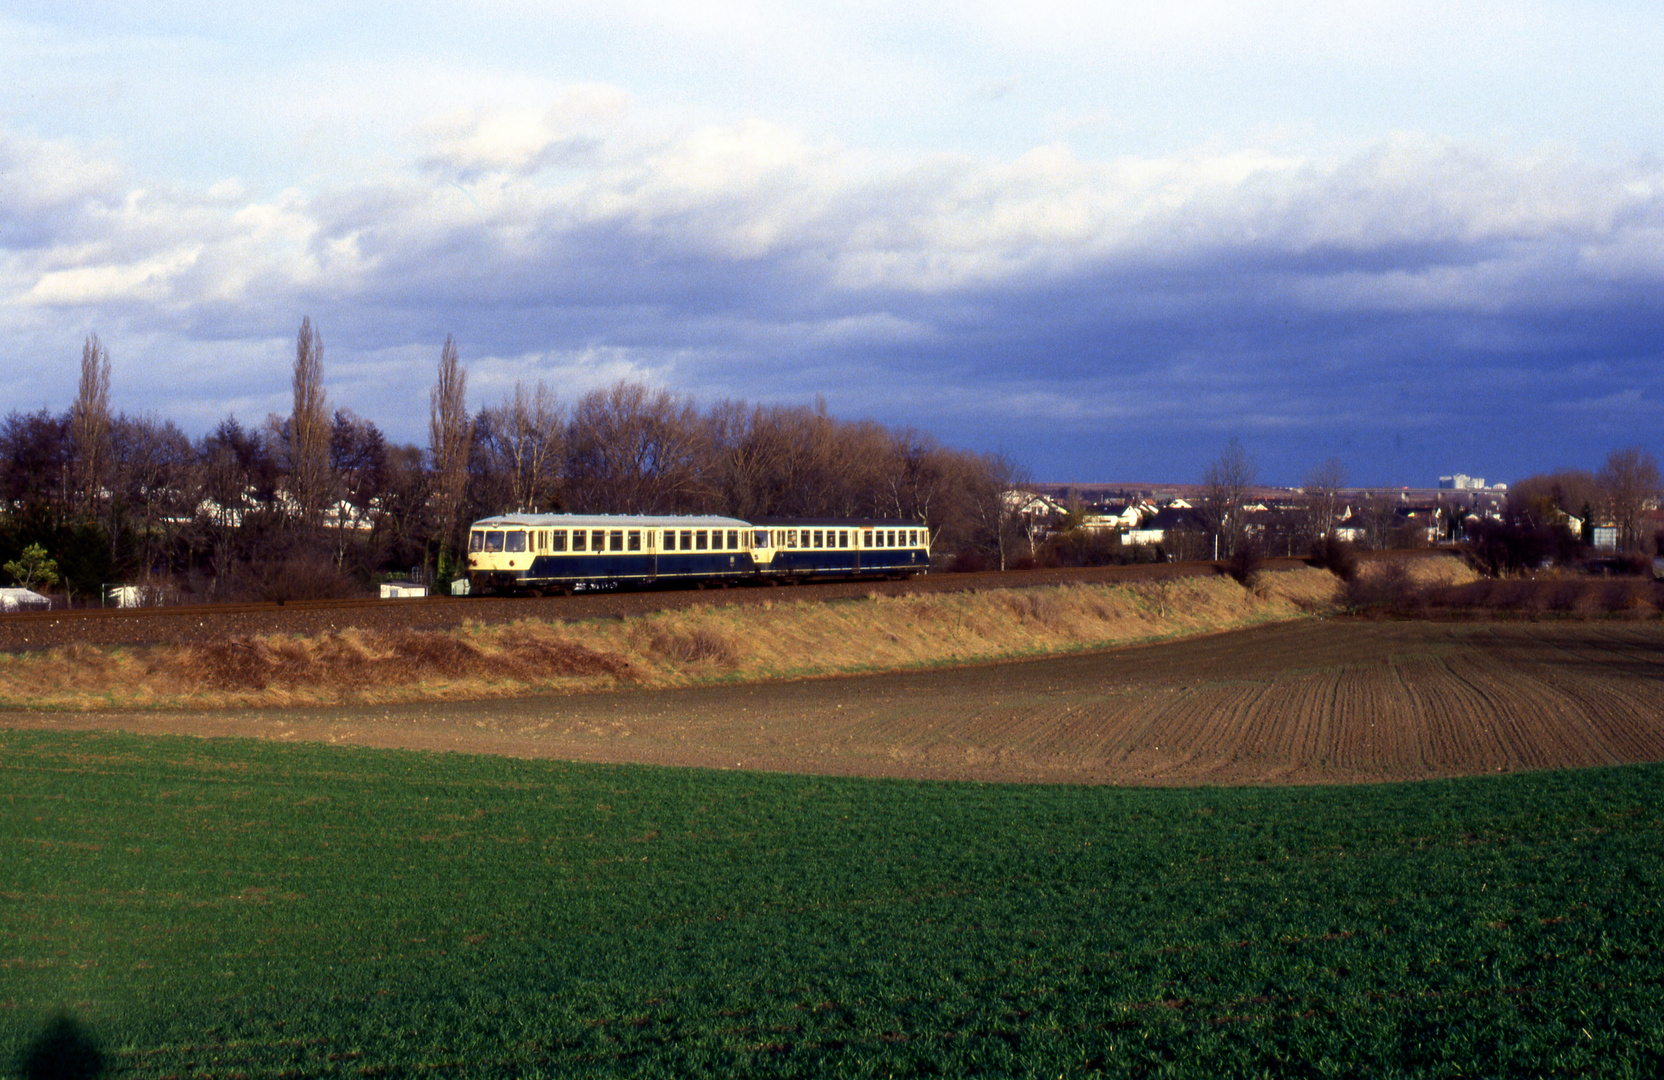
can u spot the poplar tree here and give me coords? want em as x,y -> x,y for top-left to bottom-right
70,333 -> 111,518
428,335 -> 470,572
289,316 -> 330,529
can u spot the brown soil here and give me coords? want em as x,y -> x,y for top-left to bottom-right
8,618 -> 1663,787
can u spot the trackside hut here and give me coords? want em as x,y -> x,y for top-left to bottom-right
0,588 -> 50,612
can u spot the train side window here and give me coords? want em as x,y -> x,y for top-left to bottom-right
785,530 -> 796,548
587,530 -> 600,551
610,530 -> 624,551
663,531 -> 675,551
728,529 -> 739,549
680,530 -> 693,549
862,529 -> 873,547
573,530 -> 588,552
628,530 -> 641,551
551,530 -> 567,552
808,530 -> 819,548
838,530 -> 847,547
695,530 -> 707,550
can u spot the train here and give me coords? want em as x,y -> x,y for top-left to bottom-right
465,513 -> 931,594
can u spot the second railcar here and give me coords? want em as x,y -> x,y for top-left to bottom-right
748,518 -> 930,581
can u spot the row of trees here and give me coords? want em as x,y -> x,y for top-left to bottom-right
1466,449 -> 1664,575
0,322 -> 1030,602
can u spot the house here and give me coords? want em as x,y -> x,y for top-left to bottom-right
1126,506 -> 1208,546
1003,490 -> 1065,519
1080,502 -> 1146,531
380,581 -> 428,599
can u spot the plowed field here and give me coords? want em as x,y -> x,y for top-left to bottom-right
12,618 -> 1664,785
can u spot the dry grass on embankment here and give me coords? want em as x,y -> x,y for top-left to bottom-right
0,565 -> 1391,711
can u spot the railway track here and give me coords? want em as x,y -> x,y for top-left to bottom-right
0,558 -> 1311,653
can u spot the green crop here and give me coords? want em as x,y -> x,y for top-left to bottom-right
3,730 -> 1661,1077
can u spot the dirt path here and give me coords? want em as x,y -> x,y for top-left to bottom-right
9,618 -> 1663,786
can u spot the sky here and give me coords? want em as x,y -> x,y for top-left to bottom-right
3,1 -> 1663,487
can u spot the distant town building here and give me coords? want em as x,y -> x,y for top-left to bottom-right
1439,474 -> 1508,492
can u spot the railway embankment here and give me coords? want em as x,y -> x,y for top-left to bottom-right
0,561 -> 1481,711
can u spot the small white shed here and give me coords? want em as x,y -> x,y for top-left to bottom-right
379,581 -> 428,599
0,588 -> 50,612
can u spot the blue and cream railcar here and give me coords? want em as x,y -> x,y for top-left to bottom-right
467,513 -> 757,594
749,518 -> 930,581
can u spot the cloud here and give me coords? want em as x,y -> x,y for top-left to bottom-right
4,84 -> 1664,484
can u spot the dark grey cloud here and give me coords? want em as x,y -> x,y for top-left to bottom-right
5,121 -> 1663,486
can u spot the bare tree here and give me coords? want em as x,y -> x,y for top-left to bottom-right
703,399 -> 781,517
108,413 -> 196,580
1301,457 -> 1350,547
493,381 -> 563,512
70,333 -> 112,519
966,451 -> 1032,571
326,408 -> 387,569
0,409 -> 71,511
1597,446 -> 1662,552
564,382 -> 705,514
428,335 -> 470,567
1351,494 -> 1399,551
883,428 -> 950,531
1200,437 -> 1256,558
288,316 -> 331,529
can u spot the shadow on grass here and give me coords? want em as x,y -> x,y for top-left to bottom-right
18,1012 -> 104,1080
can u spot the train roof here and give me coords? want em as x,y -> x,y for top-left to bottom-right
472,513 -> 753,529
750,517 -> 927,528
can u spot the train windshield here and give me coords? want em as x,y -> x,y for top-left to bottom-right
480,531 -> 505,553
468,531 -> 484,553
504,530 -> 527,552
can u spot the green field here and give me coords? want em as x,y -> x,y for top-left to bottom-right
3,730 -> 1662,1078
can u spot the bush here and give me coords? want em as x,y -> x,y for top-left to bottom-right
224,552 -> 363,603
1341,561 -> 1420,614
1308,535 -> 1359,581
1225,541 -> 1263,589
1035,530 -> 1162,569
944,548 -> 991,573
